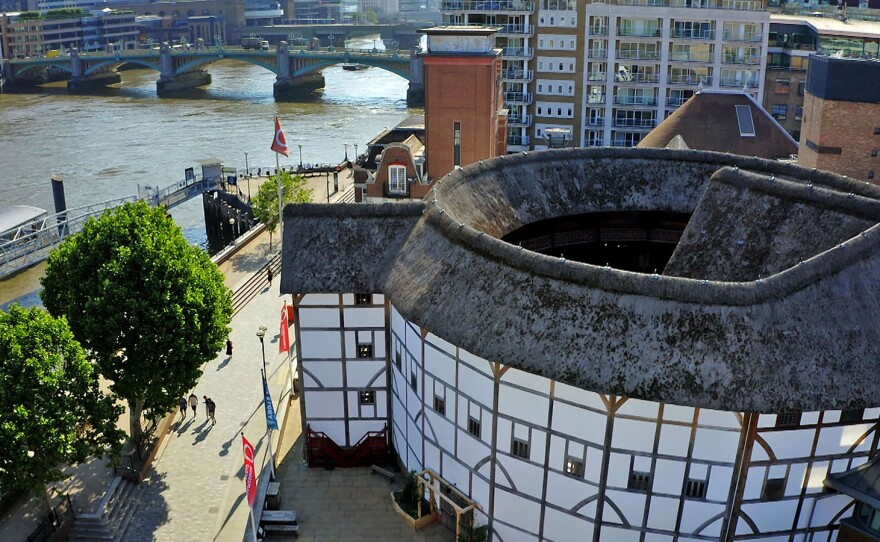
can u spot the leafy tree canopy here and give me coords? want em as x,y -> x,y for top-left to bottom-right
0,305 -> 124,498
40,201 -> 232,442
251,171 -> 313,248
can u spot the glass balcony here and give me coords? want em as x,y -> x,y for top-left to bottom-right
668,75 -> 712,85
616,50 -> 661,60
617,28 -> 662,38
507,135 -> 531,148
441,0 -> 535,12
498,24 -> 534,35
722,55 -> 761,65
586,118 -> 605,126
587,95 -> 607,104
588,49 -> 608,59
614,96 -> 658,106
723,32 -> 762,42
589,26 -> 609,36
720,79 -> 759,88
504,91 -> 533,104
615,73 -> 660,83
588,72 -> 607,81
613,118 -> 657,128
502,46 -> 534,59
502,69 -> 534,81
669,53 -> 714,62
670,29 -> 715,40
666,96 -> 689,107
507,114 -> 532,126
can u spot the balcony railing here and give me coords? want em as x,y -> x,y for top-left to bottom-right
502,46 -> 533,58
616,73 -> 660,83
588,49 -> 608,59
507,135 -> 531,147
617,0 -> 764,9
723,32 -> 762,42
720,79 -> 759,88
617,28 -> 662,38
616,50 -> 661,60
668,75 -> 712,85
613,118 -> 657,128
587,95 -> 607,104
722,55 -> 761,65
610,139 -> 639,147
498,24 -> 534,35
589,26 -> 609,36
507,114 -> 533,126
441,0 -> 535,12
670,29 -> 715,40
666,96 -> 689,107
614,96 -> 658,106
586,118 -> 605,126
502,69 -> 534,80
504,91 -> 533,104
669,53 -> 714,63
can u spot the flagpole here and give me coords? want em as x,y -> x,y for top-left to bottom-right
275,151 -> 283,249
249,505 -> 259,542
262,366 -> 277,480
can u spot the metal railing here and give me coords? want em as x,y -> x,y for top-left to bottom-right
616,50 -> 661,60
587,95 -> 607,104
723,32 -> 762,42
588,72 -> 607,81
720,78 -> 759,88
504,91 -> 533,104
498,24 -> 533,35
669,53 -> 714,62
618,0 -> 764,9
507,114 -> 533,126
502,69 -> 534,80
441,0 -> 535,11
502,46 -> 534,58
666,96 -> 690,107
617,28 -> 662,38
614,96 -> 658,105
506,135 -> 531,147
670,29 -> 715,39
588,49 -> 608,59
586,118 -> 606,126
615,73 -> 660,83
668,75 -> 712,85
589,26 -> 609,36
614,118 -> 657,128
722,55 -> 761,65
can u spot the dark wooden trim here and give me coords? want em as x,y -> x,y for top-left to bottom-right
673,407 -> 701,541
722,412 -> 759,542
488,362 -> 502,540
538,381 -> 555,541
593,396 -> 617,542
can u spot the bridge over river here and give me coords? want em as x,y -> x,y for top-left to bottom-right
2,42 -> 424,103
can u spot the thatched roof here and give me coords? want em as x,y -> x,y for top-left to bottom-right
281,148 -> 880,412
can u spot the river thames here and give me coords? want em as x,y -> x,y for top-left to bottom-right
0,36 -> 418,245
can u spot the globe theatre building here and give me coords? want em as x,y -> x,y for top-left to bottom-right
281,148 -> 880,541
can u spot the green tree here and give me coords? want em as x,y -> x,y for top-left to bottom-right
365,9 -> 379,24
251,171 -> 313,249
40,201 -> 232,444
0,305 -> 124,504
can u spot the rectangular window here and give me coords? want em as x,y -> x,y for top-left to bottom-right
628,471 -> 652,492
395,350 -> 402,370
841,408 -> 865,423
355,293 -> 372,305
797,80 -> 805,96
433,395 -> 446,415
794,106 -> 803,121
777,411 -> 801,427
772,104 -> 787,120
774,79 -> 790,94
512,438 -> 530,459
763,477 -> 786,501
685,478 -> 707,499
357,344 -> 373,358
453,121 -> 461,167
872,149 -> 878,158
468,416 -> 481,438
388,165 -> 407,194
359,390 -> 375,405
564,457 -> 585,478
735,105 -> 755,137
410,371 -> 417,392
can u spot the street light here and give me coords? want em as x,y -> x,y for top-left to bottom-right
297,144 -> 303,170
343,143 -> 349,161
256,325 -> 268,369
229,217 -> 236,244
354,143 -> 358,164
244,152 -> 251,199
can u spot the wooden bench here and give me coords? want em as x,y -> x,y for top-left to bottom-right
261,523 -> 300,537
265,482 -> 281,510
370,464 -> 396,481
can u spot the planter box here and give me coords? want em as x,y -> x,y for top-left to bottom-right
390,492 -> 438,530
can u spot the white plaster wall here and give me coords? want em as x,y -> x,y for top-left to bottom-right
611,417 -> 657,453
299,293 -> 339,306
344,359 -> 385,388
692,427 -> 741,462
302,361 -> 342,389
543,507 -> 595,542
309,419 -> 346,445
679,500 -> 726,536
343,306 -> 384,328
298,307 -> 340,328
605,489 -> 646,526
646,496 -> 679,532
663,403 -> 696,423
657,423 -> 691,457
742,500 -> 799,534
494,487 -> 542,534
552,401 -> 606,443
299,330 -> 341,358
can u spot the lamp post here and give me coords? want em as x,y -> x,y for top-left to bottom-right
354,143 -> 359,165
244,152 -> 251,200
343,143 -> 349,161
255,325 -> 276,479
229,217 -> 236,244
297,144 -> 303,170
256,326 -> 268,368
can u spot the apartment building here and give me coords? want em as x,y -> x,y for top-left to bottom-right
0,8 -> 137,56
442,0 -> 770,150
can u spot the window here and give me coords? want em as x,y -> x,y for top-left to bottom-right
735,105 -> 755,137
870,171 -> 876,180
797,81 -> 805,96
359,390 -> 375,405
777,411 -> 801,427
468,416 -> 481,438
875,127 -> 880,135
357,344 -> 373,358
774,79 -> 790,94
453,121 -> 461,167
388,165 -> 407,194
410,371 -> 417,391
433,395 -> 446,415
762,477 -> 785,501
564,457 -> 584,478
872,149 -> 878,157
685,478 -> 707,499
355,293 -> 372,305
841,408 -> 865,423
794,106 -> 803,121
395,350 -> 402,370
772,104 -> 787,120
512,438 -> 530,459
628,471 -> 652,492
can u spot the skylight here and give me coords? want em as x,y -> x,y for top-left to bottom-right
735,105 -> 756,137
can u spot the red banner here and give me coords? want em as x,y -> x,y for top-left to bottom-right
242,434 -> 257,507
279,305 -> 290,354
271,117 -> 289,157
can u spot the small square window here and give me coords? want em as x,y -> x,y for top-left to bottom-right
433,395 -> 446,415
875,127 -> 880,135
410,371 -> 417,392
771,104 -> 787,120
774,79 -> 790,95
357,344 -> 373,358
797,81 -> 805,96
869,171 -> 876,180
872,149 -> 878,157
685,478 -> 707,499
762,477 -> 785,501
512,438 -> 530,459
777,411 -> 801,427
395,350 -> 402,370
841,408 -> 865,423
468,416 -> 481,438
354,293 -> 372,305
359,390 -> 375,405
564,457 -> 584,478
628,471 -> 652,492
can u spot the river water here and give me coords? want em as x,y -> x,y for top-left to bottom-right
0,36 -> 418,245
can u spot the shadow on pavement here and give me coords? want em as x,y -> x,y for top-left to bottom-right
122,471 -> 170,541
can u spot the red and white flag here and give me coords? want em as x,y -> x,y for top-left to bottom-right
279,304 -> 290,354
242,434 -> 257,507
271,116 -> 289,157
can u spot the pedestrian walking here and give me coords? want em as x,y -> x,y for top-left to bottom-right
188,393 -> 198,417
267,267 -> 273,287
226,338 -> 233,357
203,395 -> 212,421
206,397 -> 216,425
179,397 -> 188,420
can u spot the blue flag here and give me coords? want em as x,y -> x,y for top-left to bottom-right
263,372 -> 279,430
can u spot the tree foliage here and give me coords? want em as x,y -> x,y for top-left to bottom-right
251,171 -> 313,249
0,305 -> 124,498
40,201 -> 232,443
